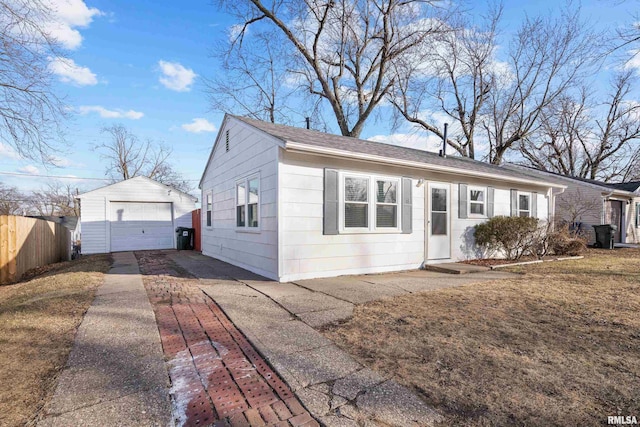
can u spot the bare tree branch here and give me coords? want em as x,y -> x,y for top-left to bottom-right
97,124 -> 193,193
519,71 -> 640,181
217,0 -> 449,137
0,0 -> 69,163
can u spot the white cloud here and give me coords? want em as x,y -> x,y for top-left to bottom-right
625,49 -> 640,74
44,0 -> 103,50
182,118 -> 217,133
49,57 -> 98,86
158,60 -> 197,92
228,24 -> 244,42
18,165 -> 40,175
0,143 -> 21,160
78,105 -> 144,120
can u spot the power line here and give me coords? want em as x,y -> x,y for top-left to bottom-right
0,171 -> 201,181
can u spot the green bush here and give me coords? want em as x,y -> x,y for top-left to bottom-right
474,216 -> 539,260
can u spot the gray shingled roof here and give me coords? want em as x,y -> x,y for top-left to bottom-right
232,115 -> 559,186
503,164 -> 639,195
607,181 -> 640,192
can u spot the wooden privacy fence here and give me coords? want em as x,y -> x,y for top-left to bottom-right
192,208 -> 201,252
0,215 -> 71,285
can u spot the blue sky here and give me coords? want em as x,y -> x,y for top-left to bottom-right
0,0 -> 638,196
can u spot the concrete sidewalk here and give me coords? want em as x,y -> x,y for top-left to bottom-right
170,252 -> 498,426
39,252 -> 172,427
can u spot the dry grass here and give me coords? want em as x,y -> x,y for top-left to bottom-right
0,255 -> 111,427
324,248 -> 640,426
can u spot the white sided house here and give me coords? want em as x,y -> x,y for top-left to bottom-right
78,176 -> 197,254
504,166 -> 640,245
199,115 -> 566,282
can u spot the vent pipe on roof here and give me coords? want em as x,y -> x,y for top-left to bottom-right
440,123 -> 448,157
305,117 -> 310,129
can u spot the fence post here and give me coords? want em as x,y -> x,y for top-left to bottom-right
6,216 -> 17,283
0,216 -> 8,284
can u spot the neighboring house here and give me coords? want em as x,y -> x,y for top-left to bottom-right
78,176 -> 197,254
199,115 -> 566,282
27,215 -> 81,243
504,166 -> 640,245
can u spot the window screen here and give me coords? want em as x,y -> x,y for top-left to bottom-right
469,189 -> 485,215
236,182 -> 245,227
344,177 -> 369,228
248,178 -> 259,227
376,180 -> 398,228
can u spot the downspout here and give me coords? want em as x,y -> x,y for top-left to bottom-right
549,186 -> 565,228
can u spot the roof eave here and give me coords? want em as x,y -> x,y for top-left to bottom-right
285,142 -> 566,189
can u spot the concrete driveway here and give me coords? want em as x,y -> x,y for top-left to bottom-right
171,251 -> 516,328
169,251 -> 517,426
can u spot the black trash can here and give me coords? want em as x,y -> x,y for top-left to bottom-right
592,224 -> 617,249
176,227 -> 195,250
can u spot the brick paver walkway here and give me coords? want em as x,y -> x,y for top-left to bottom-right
136,252 -> 317,427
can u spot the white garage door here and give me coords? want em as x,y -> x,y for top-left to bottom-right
110,202 -> 174,252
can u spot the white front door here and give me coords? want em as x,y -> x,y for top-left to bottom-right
427,182 -> 451,260
110,202 -> 174,252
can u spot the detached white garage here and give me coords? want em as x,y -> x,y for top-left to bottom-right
78,176 -> 197,254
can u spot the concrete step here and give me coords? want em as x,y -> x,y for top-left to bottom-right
423,262 -> 490,274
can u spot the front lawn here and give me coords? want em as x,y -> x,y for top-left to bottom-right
0,255 -> 111,427
324,249 -> 640,426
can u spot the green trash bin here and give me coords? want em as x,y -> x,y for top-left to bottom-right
592,224 -> 617,249
175,227 -> 195,250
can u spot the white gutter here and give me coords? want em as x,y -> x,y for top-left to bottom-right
285,141 -> 567,189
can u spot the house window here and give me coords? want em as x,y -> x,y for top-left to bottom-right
468,187 -> 485,216
344,176 -> 369,228
236,182 -> 245,227
376,179 -> 398,227
340,173 -> 401,231
248,177 -> 259,227
636,203 -> 640,228
206,193 -> 212,227
236,175 -> 259,229
518,193 -> 531,217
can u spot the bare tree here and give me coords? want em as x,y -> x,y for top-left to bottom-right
483,6 -> 602,164
206,30 -> 299,124
0,0 -> 68,163
0,182 -> 26,215
28,182 -> 79,216
519,71 -> 640,181
389,4 -> 602,164
97,124 -> 192,193
219,0 -> 448,137
389,5 -> 501,159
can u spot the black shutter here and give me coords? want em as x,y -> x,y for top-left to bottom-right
323,169 -> 339,235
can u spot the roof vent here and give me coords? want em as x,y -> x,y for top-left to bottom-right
225,130 -> 229,152
439,123 -> 448,157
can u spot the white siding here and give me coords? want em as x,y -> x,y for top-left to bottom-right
279,153 -> 425,282
628,197 -> 640,244
78,177 -> 195,254
278,152 -> 554,281
553,184 -> 605,244
199,118 -> 280,280
450,184 -> 551,261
